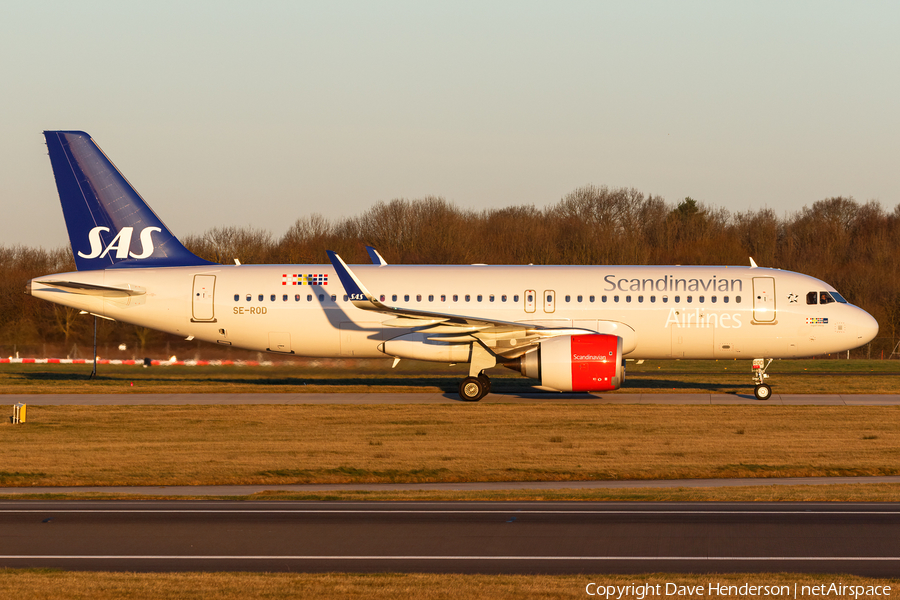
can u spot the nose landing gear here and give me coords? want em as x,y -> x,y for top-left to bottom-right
752,358 -> 773,400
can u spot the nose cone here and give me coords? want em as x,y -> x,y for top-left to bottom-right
856,309 -> 879,345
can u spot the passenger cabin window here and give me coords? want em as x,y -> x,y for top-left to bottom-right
307,294 -> 312,301
501,295 -> 507,302
577,295 -> 583,303
295,294 -> 301,301
453,295 -> 459,302
428,295 -> 434,302
283,294 -> 288,302
392,295 -> 398,302
513,295 -> 519,302
258,294 -> 263,302
234,294 -> 239,301
246,294 -> 251,302
270,294 -> 276,302
404,295 -> 410,302
589,295 -> 595,303
380,295 -> 386,302
440,294 -> 446,302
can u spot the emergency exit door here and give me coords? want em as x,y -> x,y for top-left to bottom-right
524,290 -> 536,313
191,275 -> 216,322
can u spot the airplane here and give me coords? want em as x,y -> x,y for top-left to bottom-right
27,131 -> 879,401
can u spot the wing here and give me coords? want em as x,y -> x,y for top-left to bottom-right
326,251 -> 593,358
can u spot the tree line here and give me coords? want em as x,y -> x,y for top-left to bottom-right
2,186 -> 898,358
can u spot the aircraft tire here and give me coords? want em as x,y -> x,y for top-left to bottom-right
477,373 -> 491,395
754,383 -> 772,401
459,376 -> 486,402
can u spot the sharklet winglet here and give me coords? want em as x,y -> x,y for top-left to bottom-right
326,251 -> 392,312
365,246 -> 388,266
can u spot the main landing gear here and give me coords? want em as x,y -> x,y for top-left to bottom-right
752,358 -> 773,400
458,342 -> 496,402
458,373 -> 491,402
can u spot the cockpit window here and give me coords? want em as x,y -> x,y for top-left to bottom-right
809,291 -> 847,305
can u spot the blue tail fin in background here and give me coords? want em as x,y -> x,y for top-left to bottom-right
44,131 -> 214,271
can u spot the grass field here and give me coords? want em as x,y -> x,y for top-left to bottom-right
3,363 -> 899,593
1,358 -> 899,394
0,571 -> 895,600
2,404 -> 900,487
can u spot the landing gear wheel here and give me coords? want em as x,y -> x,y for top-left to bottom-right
459,376 -> 487,402
754,383 -> 772,401
477,373 -> 491,395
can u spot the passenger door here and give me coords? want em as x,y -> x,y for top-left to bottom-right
752,277 -> 776,323
191,275 -> 216,322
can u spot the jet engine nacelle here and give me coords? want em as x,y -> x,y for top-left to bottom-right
513,334 -> 624,392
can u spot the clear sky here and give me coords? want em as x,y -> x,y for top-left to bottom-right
2,1 -> 898,248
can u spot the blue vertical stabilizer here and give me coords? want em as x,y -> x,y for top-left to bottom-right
43,131 -> 214,270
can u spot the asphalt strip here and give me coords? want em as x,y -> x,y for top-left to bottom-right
2,476 -> 900,496
6,393 -> 900,405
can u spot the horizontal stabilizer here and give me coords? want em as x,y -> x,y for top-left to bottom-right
30,280 -> 145,297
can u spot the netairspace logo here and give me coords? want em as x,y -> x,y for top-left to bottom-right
584,581 -> 892,599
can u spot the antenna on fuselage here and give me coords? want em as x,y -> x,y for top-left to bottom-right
749,257 -> 758,268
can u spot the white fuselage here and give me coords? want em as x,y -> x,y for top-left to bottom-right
30,263 -> 878,361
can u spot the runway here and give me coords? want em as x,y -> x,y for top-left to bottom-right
7,392 -> 900,405
1,501 -> 899,575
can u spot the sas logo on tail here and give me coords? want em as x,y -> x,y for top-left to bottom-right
78,226 -> 162,259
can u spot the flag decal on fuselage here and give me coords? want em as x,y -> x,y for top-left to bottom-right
282,274 -> 329,286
